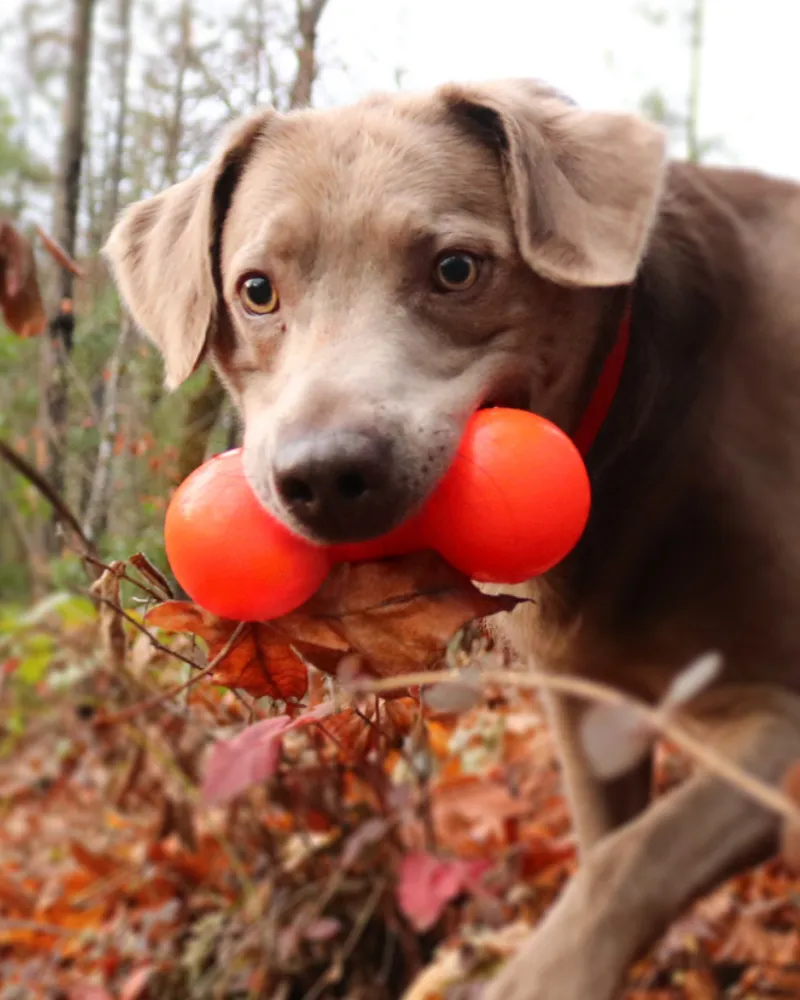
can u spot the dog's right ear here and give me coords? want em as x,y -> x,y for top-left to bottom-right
103,109 -> 274,388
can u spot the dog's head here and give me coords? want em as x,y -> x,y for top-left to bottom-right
104,80 -> 666,545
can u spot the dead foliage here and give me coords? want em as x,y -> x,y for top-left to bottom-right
0,219 -> 83,338
0,550 -> 798,999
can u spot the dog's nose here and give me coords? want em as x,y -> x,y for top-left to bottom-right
273,430 -> 404,542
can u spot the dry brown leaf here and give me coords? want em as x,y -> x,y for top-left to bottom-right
144,602 -> 313,700
0,219 -> 47,337
402,923 -> 533,1000
279,551 -> 521,681
89,561 -> 127,670
128,551 -> 174,598
146,552 -> 521,700
780,760 -> 800,872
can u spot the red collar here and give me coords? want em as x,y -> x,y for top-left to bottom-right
572,302 -> 632,456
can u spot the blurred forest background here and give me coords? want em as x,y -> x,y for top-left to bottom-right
0,0 -> 725,608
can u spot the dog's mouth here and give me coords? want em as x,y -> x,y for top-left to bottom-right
479,377 -> 531,413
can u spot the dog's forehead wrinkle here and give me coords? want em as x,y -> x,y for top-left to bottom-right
227,109 -> 509,254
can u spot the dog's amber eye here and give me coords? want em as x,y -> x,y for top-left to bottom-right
239,273 -> 279,315
434,252 -> 480,292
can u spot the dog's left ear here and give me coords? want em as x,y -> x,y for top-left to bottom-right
439,80 -> 667,288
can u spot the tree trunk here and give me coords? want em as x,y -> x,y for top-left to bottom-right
108,0 -> 134,225
685,0 -> 704,164
176,369 -> 227,483
163,0 -> 193,187
289,0 -> 329,109
82,314 -> 132,540
174,0 -> 331,482
82,0 -> 135,542
45,0 -> 96,554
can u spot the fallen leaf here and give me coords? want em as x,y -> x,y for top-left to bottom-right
119,963 -> 156,1000
0,220 -> 47,337
89,562 -> 127,670
580,701 -> 653,780
70,840 -> 120,879
423,668 -> 483,715
292,553 -> 519,682
128,552 -> 173,598
0,870 -> 35,916
202,701 -> 335,805
320,695 -> 420,756
340,817 -> 392,868
68,988 -> 114,1000
396,851 -> 489,932
145,602 -> 312,700
146,552 -> 519,700
431,775 -> 530,851
401,922 -> 533,1000
303,916 -> 342,942
780,760 -> 800,873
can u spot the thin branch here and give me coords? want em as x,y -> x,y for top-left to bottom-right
96,621 -> 247,726
91,593 -> 201,672
353,666 -> 800,825
0,437 -> 96,558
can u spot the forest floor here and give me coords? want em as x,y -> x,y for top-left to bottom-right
1,562 -> 799,1000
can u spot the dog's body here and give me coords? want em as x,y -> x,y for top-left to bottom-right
104,81 -> 800,999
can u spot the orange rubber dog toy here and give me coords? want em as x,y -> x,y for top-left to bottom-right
164,408 -> 591,621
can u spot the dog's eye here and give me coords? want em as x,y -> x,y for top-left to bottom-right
433,252 -> 480,292
238,273 -> 279,315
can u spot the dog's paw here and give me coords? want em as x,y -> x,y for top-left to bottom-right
479,875 -> 625,1000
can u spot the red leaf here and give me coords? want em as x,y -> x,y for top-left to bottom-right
202,701 -> 335,805
396,852 -> 489,932
145,602 -> 309,700
68,988 -> 114,1000
341,817 -> 391,869
120,965 -> 156,1000
303,916 -> 342,942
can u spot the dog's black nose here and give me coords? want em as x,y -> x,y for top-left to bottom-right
273,430 -> 404,542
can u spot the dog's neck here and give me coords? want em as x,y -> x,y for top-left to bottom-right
549,164 -> 744,618
572,298 -> 632,457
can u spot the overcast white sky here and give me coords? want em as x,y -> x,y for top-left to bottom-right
309,0 -> 800,180
6,0 -> 799,181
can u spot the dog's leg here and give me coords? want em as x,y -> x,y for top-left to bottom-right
484,686 -> 800,1000
544,691 -> 653,854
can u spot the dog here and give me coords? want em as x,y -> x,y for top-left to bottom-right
103,79 -> 800,999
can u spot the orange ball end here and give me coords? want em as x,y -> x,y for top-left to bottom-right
424,409 -> 591,583
164,450 -> 329,621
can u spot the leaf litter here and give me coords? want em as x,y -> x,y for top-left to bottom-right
0,550 -> 797,998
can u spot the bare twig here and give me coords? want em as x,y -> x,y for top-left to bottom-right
91,593 -> 201,672
354,666 -> 800,826
81,550 -> 167,604
0,437 -> 96,558
96,621 -> 247,726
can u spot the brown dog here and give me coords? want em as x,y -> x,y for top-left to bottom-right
104,80 -> 800,999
